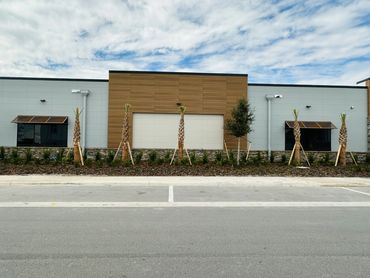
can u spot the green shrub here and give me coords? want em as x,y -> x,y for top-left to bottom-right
67,150 -> 74,162
164,151 -> 172,163
215,151 -> 223,163
253,151 -> 263,165
148,150 -> 157,164
107,150 -> 115,163
189,152 -> 196,164
95,151 -> 102,162
308,153 -> 315,165
56,149 -> 65,162
201,151 -> 209,164
281,154 -> 287,164
228,152 -> 236,165
320,153 -> 330,165
85,158 -> 93,167
42,149 -> 51,162
180,157 -> 189,165
366,153 -> 370,164
134,151 -> 143,164
110,159 -> 121,167
25,149 -> 33,163
0,146 -> 5,160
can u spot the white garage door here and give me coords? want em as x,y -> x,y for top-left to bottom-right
133,113 -> 224,149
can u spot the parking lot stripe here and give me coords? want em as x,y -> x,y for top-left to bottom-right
1,201 -> 370,208
340,187 -> 370,197
168,186 -> 174,203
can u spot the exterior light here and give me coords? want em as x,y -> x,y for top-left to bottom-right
306,105 -> 311,109
40,99 -> 46,103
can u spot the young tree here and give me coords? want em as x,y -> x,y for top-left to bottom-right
226,99 -> 254,165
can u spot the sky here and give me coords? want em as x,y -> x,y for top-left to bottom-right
0,0 -> 370,85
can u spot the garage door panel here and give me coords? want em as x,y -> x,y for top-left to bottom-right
133,113 -> 223,150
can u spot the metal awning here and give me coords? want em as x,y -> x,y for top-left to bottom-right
285,121 -> 336,129
12,115 -> 68,124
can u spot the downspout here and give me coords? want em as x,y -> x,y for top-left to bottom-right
72,89 -> 90,151
80,90 -> 90,151
265,95 -> 273,160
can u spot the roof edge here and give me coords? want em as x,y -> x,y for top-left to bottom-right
109,70 -> 248,77
249,83 -> 366,89
0,76 -> 108,82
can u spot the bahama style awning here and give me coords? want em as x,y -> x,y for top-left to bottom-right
12,115 -> 68,124
285,121 -> 336,129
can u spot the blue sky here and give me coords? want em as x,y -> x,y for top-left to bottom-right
0,0 -> 370,85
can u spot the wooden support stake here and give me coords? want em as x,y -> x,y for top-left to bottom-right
335,144 -> 342,167
224,140 -> 230,160
246,141 -> 251,161
288,143 -> 296,165
300,143 -> 310,167
170,149 -> 177,165
77,142 -> 84,166
349,152 -> 358,166
185,148 -> 192,166
127,142 -> 135,165
113,140 -> 123,161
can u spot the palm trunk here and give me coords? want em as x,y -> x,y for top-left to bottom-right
73,108 -> 81,163
121,104 -> 131,161
178,106 -> 186,161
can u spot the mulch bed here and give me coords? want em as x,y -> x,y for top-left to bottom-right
1,161 -> 369,177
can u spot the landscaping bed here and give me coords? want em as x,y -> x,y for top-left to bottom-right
1,161 -> 370,177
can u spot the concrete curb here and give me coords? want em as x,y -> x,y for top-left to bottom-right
0,175 -> 369,187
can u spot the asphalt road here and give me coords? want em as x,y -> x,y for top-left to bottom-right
1,184 -> 370,277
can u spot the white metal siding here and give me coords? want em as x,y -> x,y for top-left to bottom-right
248,85 -> 368,152
0,79 -> 108,148
132,113 -> 224,149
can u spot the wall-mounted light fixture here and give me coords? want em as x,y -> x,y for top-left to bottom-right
306,105 -> 311,109
40,99 -> 46,103
350,106 -> 355,110
176,102 -> 182,106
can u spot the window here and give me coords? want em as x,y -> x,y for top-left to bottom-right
17,124 -> 68,147
285,125 -> 331,151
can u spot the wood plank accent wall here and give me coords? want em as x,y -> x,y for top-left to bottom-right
108,72 -> 248,149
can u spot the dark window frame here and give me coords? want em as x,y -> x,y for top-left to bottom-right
285,124 -> 331,151
17,123 -> 68,147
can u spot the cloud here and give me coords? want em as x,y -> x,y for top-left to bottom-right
0,0 -> 369,84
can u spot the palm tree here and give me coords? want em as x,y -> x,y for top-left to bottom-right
177,105 -> 186,160
292,109 -> 301,165
121,104 -> 131,161
73,107 -> 81,163
338,113 -> 347,166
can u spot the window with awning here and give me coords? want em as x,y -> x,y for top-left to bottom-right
285,121 -> 336,151
12,115 -> 68,147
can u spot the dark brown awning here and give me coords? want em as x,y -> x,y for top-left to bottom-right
12,115 -> 68,124
285,121 -> 336,129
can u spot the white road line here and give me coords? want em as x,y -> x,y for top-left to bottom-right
168,186 -> 174,203
341,187 -> 370,197
1,201 -> 370,208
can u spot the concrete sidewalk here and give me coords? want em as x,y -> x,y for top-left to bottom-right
0,175 -> 369,187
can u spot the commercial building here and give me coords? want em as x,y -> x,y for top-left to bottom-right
0,71 -> 369,153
